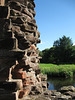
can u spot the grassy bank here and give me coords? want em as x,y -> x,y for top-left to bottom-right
39,63 -> 75,78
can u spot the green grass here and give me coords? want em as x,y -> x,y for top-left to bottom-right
39,63 -> 75,78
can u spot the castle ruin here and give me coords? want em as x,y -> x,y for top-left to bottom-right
0,0 -> 47,99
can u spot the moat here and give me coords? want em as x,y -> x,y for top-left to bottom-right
48,76 -> 75,90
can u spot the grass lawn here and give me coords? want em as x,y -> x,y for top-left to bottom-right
39,63 -> 75,78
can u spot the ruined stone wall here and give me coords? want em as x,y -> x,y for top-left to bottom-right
0,0 -> 47,99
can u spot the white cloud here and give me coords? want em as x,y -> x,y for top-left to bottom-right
73,43 -> 75,46
40,41 -> 49,44
73,40 -> 75,46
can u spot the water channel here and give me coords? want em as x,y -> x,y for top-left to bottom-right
48,76 -> 75,90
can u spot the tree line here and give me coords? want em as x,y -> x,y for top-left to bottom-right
39,36 -> 75,64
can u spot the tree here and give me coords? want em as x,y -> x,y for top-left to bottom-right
48,47 -> 56,63
53,35 -> 73,64
53,35 -> 73,48
70,46 -> 75,63
39,36 -> 75,64
39,47 -> 56,63
40,49 -> 50,63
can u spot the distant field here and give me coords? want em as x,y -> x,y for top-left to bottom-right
39,63 -> 75,78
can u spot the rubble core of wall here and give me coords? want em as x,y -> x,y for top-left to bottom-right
0,0 -> 47,100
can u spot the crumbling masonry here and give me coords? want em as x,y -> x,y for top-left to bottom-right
0,0 -> 47,100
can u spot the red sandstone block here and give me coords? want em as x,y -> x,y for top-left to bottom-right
13,71 -> 27,79
23,81 -> 31,86
23,80 -> 34,86
18,88 -> 30,99
18,90 -> 24,98
30,44 -> 37,50
13,67 -> 23,72
30,81 -> 34,85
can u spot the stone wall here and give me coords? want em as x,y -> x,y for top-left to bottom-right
0,0 -> 47,100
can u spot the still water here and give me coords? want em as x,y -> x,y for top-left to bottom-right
48,77 -> 75,90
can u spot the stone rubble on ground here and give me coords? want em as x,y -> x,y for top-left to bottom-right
22,86 -> 75,100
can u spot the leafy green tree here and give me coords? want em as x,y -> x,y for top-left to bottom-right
39,36 -> 75,64
41,49 -> 50,63
71,46 -> 75,63
39,47 -> 56,63
53,35 -> 73,64
48,47 -> 56,63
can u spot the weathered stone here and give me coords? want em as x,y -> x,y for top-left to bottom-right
51,96 -> 56,100
10,9 -> 17,16
28,21 -> 37,28
40,74 -> 47,81
22,8 -> 33,18
19,86 -> 31,98
29,9 -> 36,17
0,0 -> 47,100
35,96 -> 51,100
36,30 -> 40,38
12,26 -> 21,33
41,81 -> 47,89
30,84 -> 43,95
51,92 -> 61,97
28,2 -> 34,10
18,40 -> 31,50
9,1 -> 22,11
36,38 -> 41,43
64,91 -> 75,99
0,0 -> 5,6
13,71 -> 27,79
59,86 -> 75,93
12,17 -> 24,24
26,35 -> 36,43
35,69 -> 41,75
5,0 -> 27,6
58,95 -> 72,100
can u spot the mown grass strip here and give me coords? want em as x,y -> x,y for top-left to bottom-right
39,63 -> 75,78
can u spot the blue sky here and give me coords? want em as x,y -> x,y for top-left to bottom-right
34,0 -> 75,51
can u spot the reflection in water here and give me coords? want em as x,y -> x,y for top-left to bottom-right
47,76 -> 75,90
